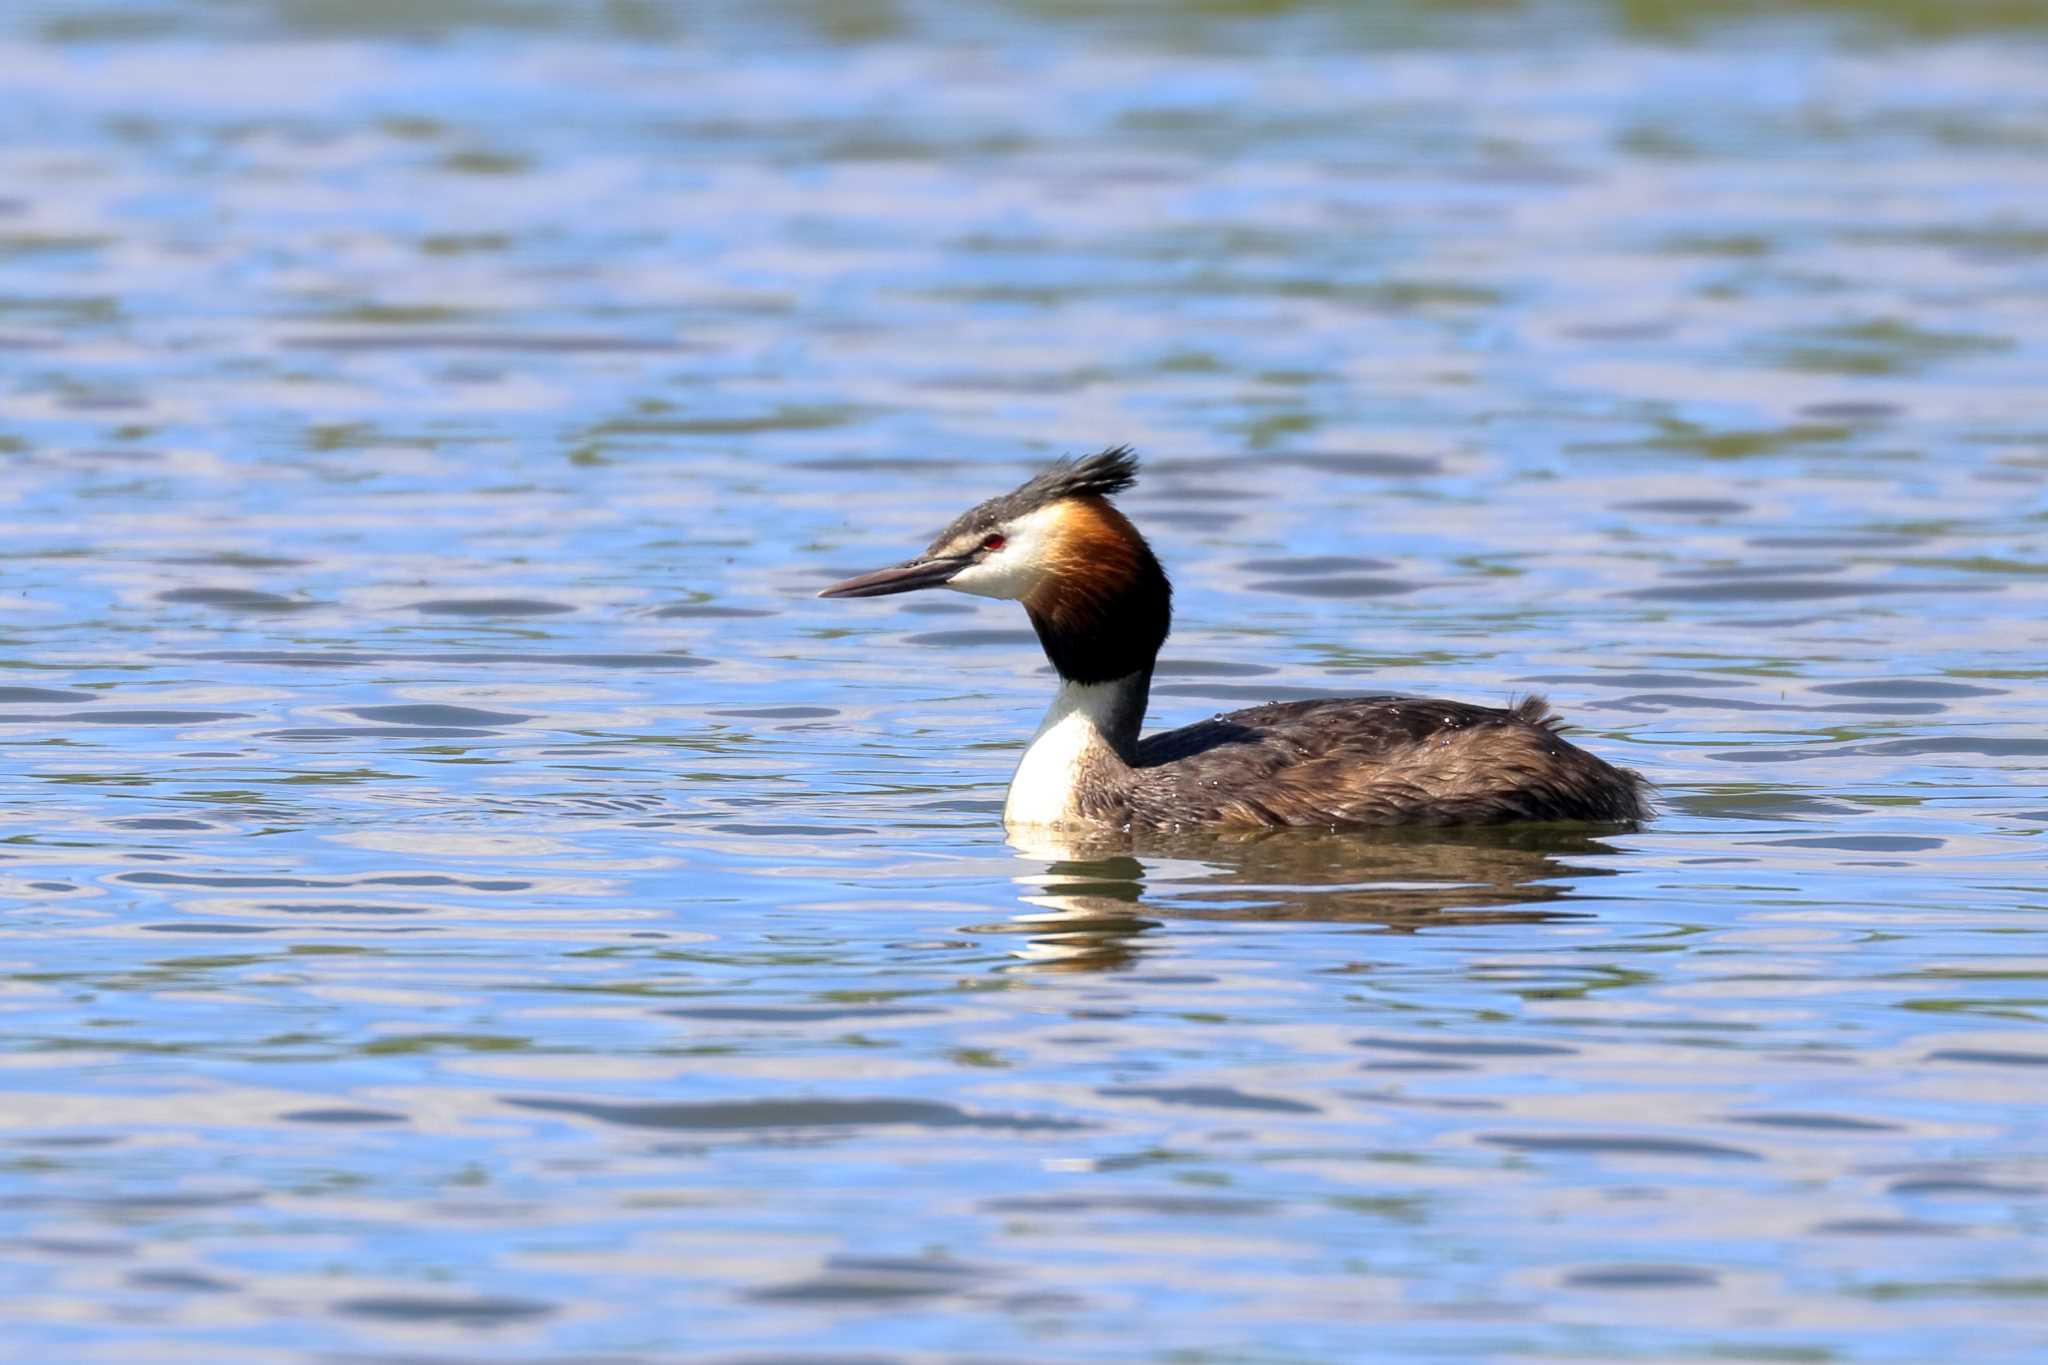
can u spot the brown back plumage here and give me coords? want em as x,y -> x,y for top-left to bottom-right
1087,694 -> 1647,829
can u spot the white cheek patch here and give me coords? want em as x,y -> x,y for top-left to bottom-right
946,555 -> 1040,600
943,503 -> 1061,601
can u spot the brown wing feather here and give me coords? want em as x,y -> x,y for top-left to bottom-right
1105,694 -> 1646,830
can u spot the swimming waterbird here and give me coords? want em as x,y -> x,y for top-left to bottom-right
819,448 -> 1647,830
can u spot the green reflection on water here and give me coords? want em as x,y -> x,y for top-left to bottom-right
25,0 -> 2048,47
1616,0 -> 2048,38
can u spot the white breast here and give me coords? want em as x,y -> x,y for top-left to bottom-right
1003,680 -> 1126,827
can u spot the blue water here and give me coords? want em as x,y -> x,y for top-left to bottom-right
1,4 -> 2045,1361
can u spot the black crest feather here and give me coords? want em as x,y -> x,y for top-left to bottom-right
924,446 -> 1143,554
1012,446 -> 1139,507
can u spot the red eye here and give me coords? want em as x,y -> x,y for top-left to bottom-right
981,534 -> 1006,551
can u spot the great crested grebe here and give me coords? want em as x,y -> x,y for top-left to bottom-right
819,448 -> 1647,830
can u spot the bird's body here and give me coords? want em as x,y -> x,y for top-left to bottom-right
1016,689 -> 1642,829
821,449 -> 1647,831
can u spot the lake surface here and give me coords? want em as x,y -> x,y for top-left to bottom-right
1,3 -> 2045,1361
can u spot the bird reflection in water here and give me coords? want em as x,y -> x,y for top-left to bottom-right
995,825 -> 1629,971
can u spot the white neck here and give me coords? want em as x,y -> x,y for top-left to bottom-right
1002,676 -> 1143,828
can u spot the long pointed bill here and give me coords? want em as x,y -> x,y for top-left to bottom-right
817,555 -> 971,599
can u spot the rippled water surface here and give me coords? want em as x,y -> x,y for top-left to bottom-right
2,3 -> 2046,1361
